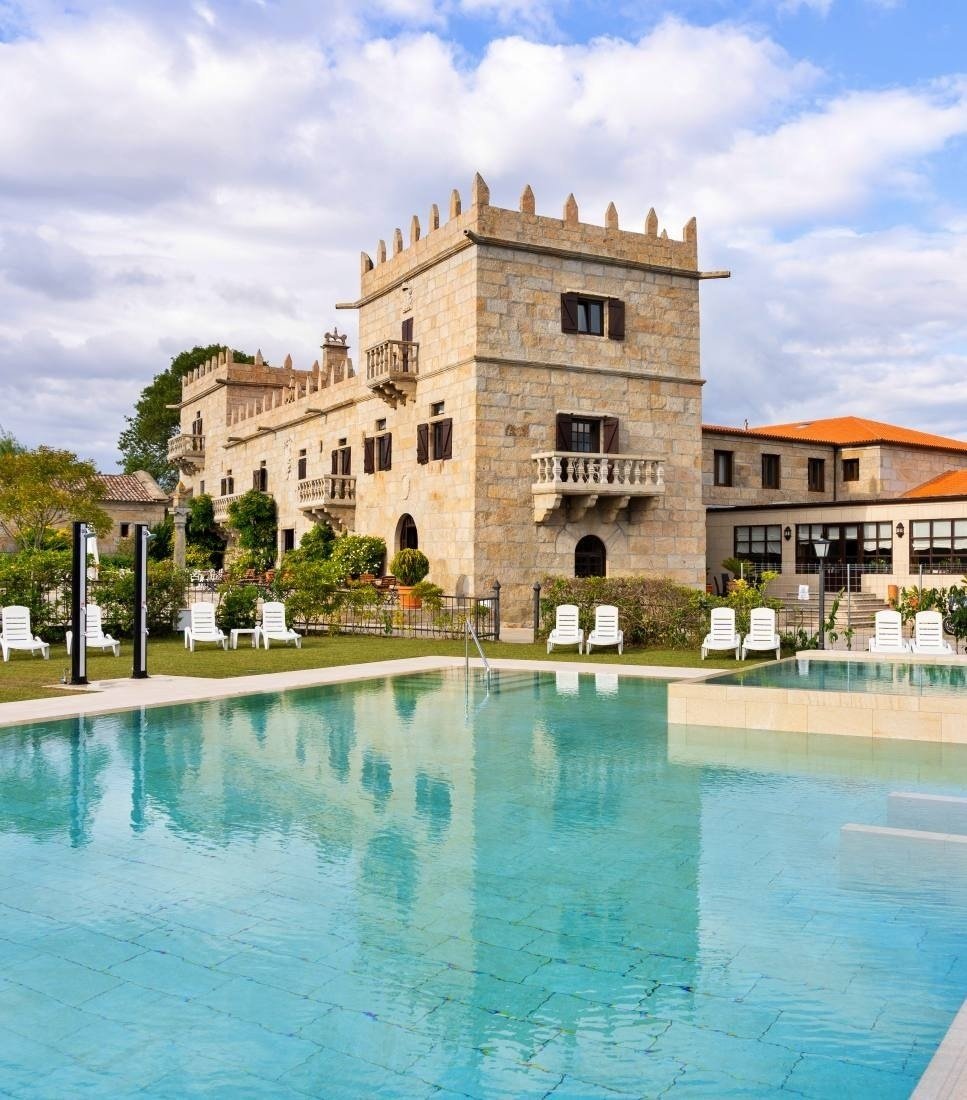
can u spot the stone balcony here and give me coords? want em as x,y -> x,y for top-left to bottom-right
212,493 -> 243,525
298,475 -> 357,532
167,433 -> 205,474
364,340 -> 419,407
531,452 -> 665,523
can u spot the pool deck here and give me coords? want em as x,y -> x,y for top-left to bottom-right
1,653 -> 965,1098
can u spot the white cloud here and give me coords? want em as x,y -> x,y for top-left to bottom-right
0,9 -> 965,468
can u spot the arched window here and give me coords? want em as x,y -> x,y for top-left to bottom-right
397,514 -> 419,551
575,535 -> 606,578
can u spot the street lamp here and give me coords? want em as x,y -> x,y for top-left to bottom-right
813,537 -> 831,649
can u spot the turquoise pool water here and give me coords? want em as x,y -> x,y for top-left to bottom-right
1,670 -> 966,1098
711,657 -> 967,696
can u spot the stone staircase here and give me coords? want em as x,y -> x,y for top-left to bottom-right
777,588 -> 888,633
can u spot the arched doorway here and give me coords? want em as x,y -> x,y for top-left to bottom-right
397,513 -> 419,551
575,535 -> 606,577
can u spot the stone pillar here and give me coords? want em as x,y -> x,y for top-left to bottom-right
173,507 -> 189,569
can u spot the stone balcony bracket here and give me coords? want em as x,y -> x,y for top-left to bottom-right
364,340 -> 419,407
531,452 -> 664,524
167,433 -> 205,474
298,475 -> 357,533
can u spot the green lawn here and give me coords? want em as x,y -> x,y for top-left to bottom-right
0,633 -> 752,705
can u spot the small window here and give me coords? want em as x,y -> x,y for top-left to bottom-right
842,458 -> 859,482
807,457 -> 825,493
338,437 -> 347,447
282,528 -> 295,554
570,419 -> 599,453
713,450 -> 733,487
761,453 -> 781,490
575,535 -> 606,577
555,413 -> 618,454
199,480 -> 205,495
561,294 -> 624,340
297,449 -> 307,481
119,523 -> 130,538
376,418 -> 387,432
577,299 -> 604,336
253,461 -> 268,492
365,433 -> 392,473
430,400 -> 445,417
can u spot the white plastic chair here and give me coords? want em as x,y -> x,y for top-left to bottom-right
868,610 -> 909,655
910,611 -> 953,656
701,607 -> 740,660
184,602 -> 227,651
586,605 -> 623,655
0,605 -> 50,661
259,601 -> 302,649
741,607 -> 781,661
66,605 -> 120,657
547,604 -> 583,654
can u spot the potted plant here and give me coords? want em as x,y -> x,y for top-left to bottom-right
390,548 -> 430,609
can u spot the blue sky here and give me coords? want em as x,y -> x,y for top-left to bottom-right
0,0 -> 965,468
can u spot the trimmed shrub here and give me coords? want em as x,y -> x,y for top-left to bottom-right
540,575 -> 708,649
93,560 -> 188,637
0,549 -> 72,640
390,548 -> 429,586
215,584 -> 259,631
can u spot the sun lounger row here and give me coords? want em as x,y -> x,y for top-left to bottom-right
701,607 -> 781,661
869,610 -> 953,655
547,604 -> 623,655
0,601 -> 302,660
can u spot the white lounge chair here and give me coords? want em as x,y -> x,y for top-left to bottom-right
66,605 -> 120,657
586,604 -> 623,655
741,607 -> 781,661
868,609 -> 909,655
701,607 -> 740,660
0,605 -> 50,661
184,602 -> 227,651
910,611 -> 953,656
547,604 -> 583,654
259,601 -> 302,649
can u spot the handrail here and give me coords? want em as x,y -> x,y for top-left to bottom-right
465,615 -> 492,682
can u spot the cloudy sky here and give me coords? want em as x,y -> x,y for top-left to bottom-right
1,0 -> 966,470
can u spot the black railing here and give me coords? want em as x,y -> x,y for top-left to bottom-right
331,590 -> 499,641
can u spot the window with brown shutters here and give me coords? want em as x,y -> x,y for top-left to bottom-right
555,413 -> 573,450
416,423 -> 429,465
602,416 -> 619,453
561,294 -> 625,339
555,413 -> 619,453
363,437 -> 375,474
331,446 -> 351,475
297,450 -> 307,481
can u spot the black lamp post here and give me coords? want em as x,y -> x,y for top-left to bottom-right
813,537 -> 831,649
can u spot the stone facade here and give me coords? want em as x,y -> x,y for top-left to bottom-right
171,175 -> 728,623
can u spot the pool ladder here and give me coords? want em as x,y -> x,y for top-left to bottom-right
465,616 -> 492,684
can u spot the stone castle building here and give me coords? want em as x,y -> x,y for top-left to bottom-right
169,175 -> 729,622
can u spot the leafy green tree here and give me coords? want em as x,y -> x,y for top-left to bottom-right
118,345 -> 253,490
187,493 -> 226,568
0,446 -> 110,551
329,534 -> 386,580
226,489 -> 277,571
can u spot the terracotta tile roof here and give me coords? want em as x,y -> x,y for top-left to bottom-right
903,470 -> 967,499
703,416 -> 967,453
97,473 -> 167,503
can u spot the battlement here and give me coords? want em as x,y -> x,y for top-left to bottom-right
356,173 -> 699,299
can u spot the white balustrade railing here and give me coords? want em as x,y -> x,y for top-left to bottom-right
365,340 -> 419,383
298,475 -> 357,507
167,433 -> 205,460
212,493 -> 244,523
531,452 -> 665,493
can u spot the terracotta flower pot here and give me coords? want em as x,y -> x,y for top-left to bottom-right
398,585 -> 422,610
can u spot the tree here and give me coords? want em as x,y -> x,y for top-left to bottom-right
226,489 -> 277,571
118,345 -> 253,490
187,493 -> 226,567
0,446 -> 110,551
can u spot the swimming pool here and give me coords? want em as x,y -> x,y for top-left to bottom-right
1,669 -> 965,1097
711,657 -> 967,697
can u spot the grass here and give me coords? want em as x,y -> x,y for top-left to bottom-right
0,632 -> 752,705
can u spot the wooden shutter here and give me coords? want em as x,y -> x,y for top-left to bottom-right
560,293 -> 578,334
416,423 -> 429,465
607,298 -> 625,340
363,437 -> 375,474
331,449 -> 338,475
438,418 -> 452,461
252,470 -> 260,491
555,413 -> 573,451
379,433 -> 392,471
602,416 -> 619,453
401,317 -> 413,342
341,447 -> 351,475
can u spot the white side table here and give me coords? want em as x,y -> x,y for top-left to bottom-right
230,627 -> 260,650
